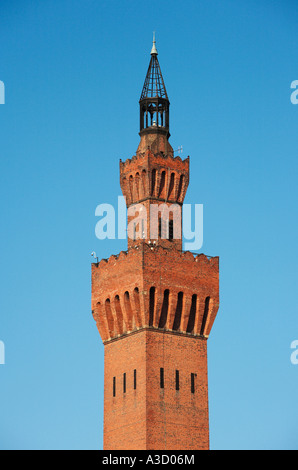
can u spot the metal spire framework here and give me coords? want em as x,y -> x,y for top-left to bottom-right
140,34 -> 168,100
139,35 -> 170,136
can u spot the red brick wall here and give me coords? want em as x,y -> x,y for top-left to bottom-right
104,331 -> 147,450
103,329 -> 209,450
146,330 -> 209,450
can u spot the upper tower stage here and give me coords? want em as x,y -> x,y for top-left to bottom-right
92,36 -> 219,343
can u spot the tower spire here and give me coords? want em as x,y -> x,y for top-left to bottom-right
138,36 -> 171,153
140,35 -> 168,100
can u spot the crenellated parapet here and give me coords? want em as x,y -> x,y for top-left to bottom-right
120,149 -> 189,207
92,244 -> 219,343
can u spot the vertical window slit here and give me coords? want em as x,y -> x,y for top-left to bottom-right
169,220 -> 174,240
135,172 -> 140,201
151,169 -> 156,196
134,369 -> 137,390
124,291 -> 133,329
105,299 -> 114,336
176,370 -> 180,391
142,169 -> 147,197
113,377 -> 116,397
133,287 -> 141,326
149,286 -> 155,326
158,217 -> 162,238
123,373 -> 126,394
129,175 -> 134,203
187,294 -> 197,334
158,289 -> 169,329
158,170 -> 166,198
168,172 -> 175,200
160,368 -> 164,389
172,292 -> 183,331
176,174 -> 185,202
114,295 -> 124,335
191,373 -> 195,394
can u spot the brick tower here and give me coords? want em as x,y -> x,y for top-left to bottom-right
91,37 -> 219,451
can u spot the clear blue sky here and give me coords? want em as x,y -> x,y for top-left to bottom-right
0,0 -> 298,450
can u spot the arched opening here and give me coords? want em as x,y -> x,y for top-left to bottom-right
200,296 -> 210,336
124,291 -> 134,330
159,289 -> 170,329
151,169 -> 156,196
172,292 -> 184,331
169,220 -> 174,241
114,295 -> 124,335
158,170 -> 166,198
187,294 -> 197,334
105,298 -> 114,336
133,287 -> 142,327
129,175 -> 134,202
135,172 -> 140,200
141,169 -> 147,197
176,174 -> 185,202
149,286 -> 155,326
168,172 -> 175,200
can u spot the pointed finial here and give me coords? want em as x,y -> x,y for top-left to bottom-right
151,31 -> 158,55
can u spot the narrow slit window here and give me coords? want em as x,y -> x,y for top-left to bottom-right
113,377 -> 116,397
191,373 -> 196,394
149,286 -> 155,327
158,217 -> 162,238
186,294 -> 197,334
151,169 -> 156,196
160,368 -> 164,389
158,289 -> 169,329
173,292 -> 184,331
134,369 -> 137,390
123,373 -> 126,394
169,220 -> 174,241
159,171 -> 166,198
176,370 -> 180,391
